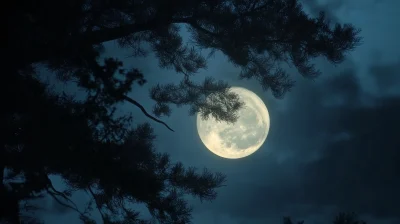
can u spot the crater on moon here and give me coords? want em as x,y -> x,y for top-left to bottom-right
196,87 -> 270,159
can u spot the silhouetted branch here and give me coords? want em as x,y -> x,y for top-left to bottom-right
122,95 -> 175,132
45,176 -> 79,209
83,57 -> 174,132
43,175 -> 94,221
46,189 -> 83,216
87,186 -> 107,222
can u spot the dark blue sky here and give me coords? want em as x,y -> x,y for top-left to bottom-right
39,0 -> 400,223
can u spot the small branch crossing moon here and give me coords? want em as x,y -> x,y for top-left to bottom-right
197,87 -> 270,159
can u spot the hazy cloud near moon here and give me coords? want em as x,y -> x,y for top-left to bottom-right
160,1 -> 400,223
192,63 -> 400,223
189,1 -> 400,219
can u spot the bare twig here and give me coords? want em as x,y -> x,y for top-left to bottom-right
87,186 -> 107,222
122,95 -> 175,132
46,189 -> 84,216
45,176 -> 79,210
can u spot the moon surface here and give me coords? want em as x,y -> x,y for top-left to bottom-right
196,87 -> 270,159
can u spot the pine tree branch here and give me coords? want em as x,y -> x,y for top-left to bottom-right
46,189 -> 84,216
44,176 -> 83,216
122,95 -> 175,132
87,186 -> 107,222
84,57 -> 174,132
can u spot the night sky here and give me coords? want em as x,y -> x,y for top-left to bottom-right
39,0 -> 400,223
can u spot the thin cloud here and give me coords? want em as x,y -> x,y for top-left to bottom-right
193,65 -> 400,222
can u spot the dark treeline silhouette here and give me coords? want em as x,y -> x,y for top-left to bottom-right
283,212 -> 367,224
3,0 -> 361,223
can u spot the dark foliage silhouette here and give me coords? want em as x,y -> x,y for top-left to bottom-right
2,73 -> 225,223
3,0 -> 361,223
8,0 -> 361,127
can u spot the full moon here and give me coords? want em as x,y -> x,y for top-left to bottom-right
196,87 -> 270,159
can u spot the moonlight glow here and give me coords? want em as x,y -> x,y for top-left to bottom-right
196,87 -> 270,159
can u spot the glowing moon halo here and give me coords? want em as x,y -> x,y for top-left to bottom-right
196,87 -> 270,159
